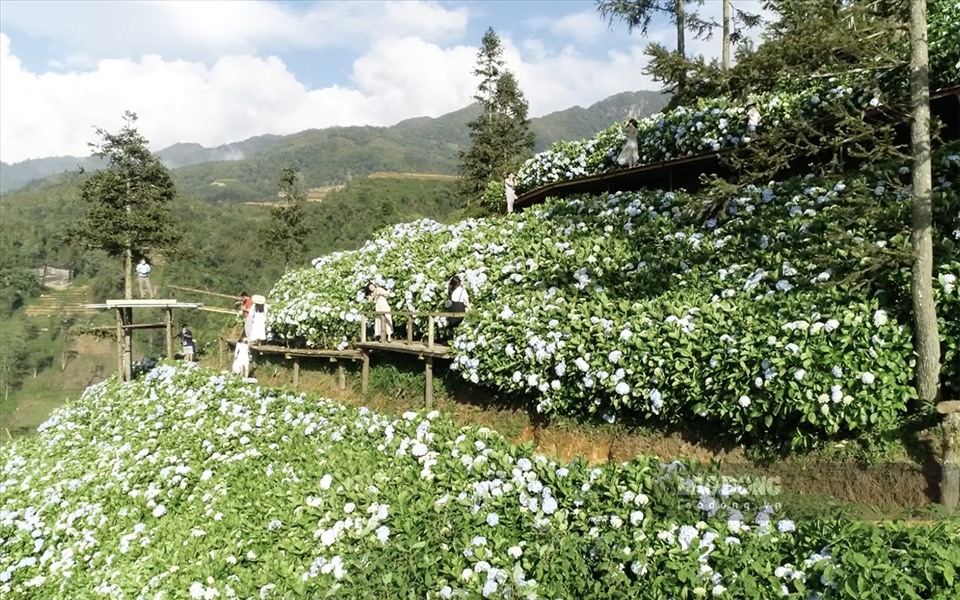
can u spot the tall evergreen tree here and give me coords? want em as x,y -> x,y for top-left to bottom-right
68,111 -> 180,299
261,167 -> 310,269
596,0 -> 716,96
458,28 -> 535,202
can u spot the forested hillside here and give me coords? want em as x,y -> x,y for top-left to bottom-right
0,91 -> 667,198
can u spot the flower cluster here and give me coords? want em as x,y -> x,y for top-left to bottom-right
267,147 -> 960,449
2,366 -> 957,598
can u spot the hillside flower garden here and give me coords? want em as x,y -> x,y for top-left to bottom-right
2,366 -> 958,598
513,0 -> 959,195
268,146 -> 960,451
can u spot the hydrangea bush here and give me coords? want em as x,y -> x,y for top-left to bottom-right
268,148 -> 960,450
2,366 -> 957,599
514,0 -> 960,196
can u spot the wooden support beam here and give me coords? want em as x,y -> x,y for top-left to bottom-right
407,317 -> 414,346
338,364 -> 346,391
293,357 -> 300,389
361,353 -> 370,396
166,308 -> 174,361
427,316 -> 435,349
115,308 -> 124,380
122,307 -> 133,381
424,356 -> 433,409
219,337 -> 225,368
360,316 -> 367,343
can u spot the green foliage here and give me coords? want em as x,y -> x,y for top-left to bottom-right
458,28 -> 535,202
2,365 -> 958,598
268,146 -> 960,452
480,180 -> 506,214
261,167 -> 310,268
67,112 -> 181,260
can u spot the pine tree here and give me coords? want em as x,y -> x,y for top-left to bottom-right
458,28 -> 535,203
68,111 -> 180,299
261,167 -> 310,268
596,0 -> 716,97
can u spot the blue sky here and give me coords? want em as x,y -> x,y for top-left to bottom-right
0,1 -> 766,163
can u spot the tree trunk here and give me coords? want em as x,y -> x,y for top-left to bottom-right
676,0 -> 686,96
909,0 -> 940,405
722,0 -> 731,72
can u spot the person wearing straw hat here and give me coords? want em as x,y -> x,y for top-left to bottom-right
249,294 -> 268,344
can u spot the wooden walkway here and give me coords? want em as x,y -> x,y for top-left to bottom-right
223,310 -> 461,407
514,85 -> 960,211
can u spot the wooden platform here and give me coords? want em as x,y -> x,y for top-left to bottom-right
245,343 -> 365,360
355,340 -> 450,358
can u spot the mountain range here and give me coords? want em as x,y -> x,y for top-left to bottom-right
0,90 -> 667,200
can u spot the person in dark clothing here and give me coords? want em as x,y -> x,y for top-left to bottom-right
177,324 -> 196,362
446,275 -> 470,329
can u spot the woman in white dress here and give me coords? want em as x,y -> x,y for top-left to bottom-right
365,283 -> 393,342
505,173 -> 517,214
249,295 -> 268,344
232,335 -> 250,378
616,118 -> 640,168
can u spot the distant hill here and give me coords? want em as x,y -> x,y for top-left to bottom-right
0,90 -> 667,199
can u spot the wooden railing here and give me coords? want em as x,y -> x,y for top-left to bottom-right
358,310 -> 466,349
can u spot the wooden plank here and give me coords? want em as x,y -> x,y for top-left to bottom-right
338,364 -> 346,391
166,284 -> 238,300
425,356 -> 433,410
354,341 -> 450,359
293,358 -> 300,389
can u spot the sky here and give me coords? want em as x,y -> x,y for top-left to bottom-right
0,0 -> 768,164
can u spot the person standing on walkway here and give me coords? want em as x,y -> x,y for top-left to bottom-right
249,295 -> 268,344
235,291 -> 253,339
446,275 -> 470,330
505,173 -> 517,214
178,324 -> 196,362
136,257 -> 154,299
232,334 -> 250,378
364,283 -> 393,342
616,118 -> 640,169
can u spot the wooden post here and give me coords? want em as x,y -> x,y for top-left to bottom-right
361,353 -> 370,395
938,401 -> 960,511
219,337 -> 225,368
122,307 -> 133,381
407,313 -> 414,346
379,314 -> 387,343
166,308 -> 174,361
427,316 -> 435,349
115,307 -> 124,380
338,363 -> 346,391
293,357 -> 300,389
424,356 -> 433,409
360,316 -> 367,343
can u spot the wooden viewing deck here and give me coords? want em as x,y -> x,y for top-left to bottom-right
223,309 -> 462,407
84,299 -> 204,381
514,84 -> 960,210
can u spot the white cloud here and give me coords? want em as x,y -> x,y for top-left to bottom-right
0,1 -> 469,63
528,10 -> 608,45
0,1 -> 774,164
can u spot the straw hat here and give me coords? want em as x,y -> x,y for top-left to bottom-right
252,294 -> 266,304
